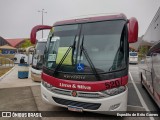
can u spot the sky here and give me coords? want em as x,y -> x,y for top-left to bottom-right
0,0 -> 160,39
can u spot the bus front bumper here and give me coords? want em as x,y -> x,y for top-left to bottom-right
129,61 -> 138,64
31,68 -> 42,82
41,83 -> 128,114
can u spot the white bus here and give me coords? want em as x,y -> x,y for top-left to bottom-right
139,7 -> 160,108
129,52 -> 138,64
30,14 -> 138,114
31,39 -> 47,82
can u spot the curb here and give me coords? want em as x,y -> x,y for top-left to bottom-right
0,66 -> 16,81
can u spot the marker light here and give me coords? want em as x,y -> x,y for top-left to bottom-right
42,80 -> 53,90
109,103 -> 120,111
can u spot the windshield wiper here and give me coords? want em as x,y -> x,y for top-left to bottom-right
80,35 -> 101,80
53,35 -> 77,75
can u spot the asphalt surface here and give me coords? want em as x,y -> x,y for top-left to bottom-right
129,64 -> 160,120
0,64 -> 159,120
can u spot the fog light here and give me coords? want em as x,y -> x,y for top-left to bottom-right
109,103 -> 120,111
43,93 -> 47,99
42,80 -> 53,90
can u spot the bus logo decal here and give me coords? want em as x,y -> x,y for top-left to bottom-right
71,91 -> 77,97
64,75 -> 85,80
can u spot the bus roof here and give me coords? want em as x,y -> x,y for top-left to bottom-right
54,13 -> 127,26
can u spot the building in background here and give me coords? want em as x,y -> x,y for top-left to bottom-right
0,36 -> 8,46
0,45 -> 16,54
5,38 -> 27,48
0,37 -> 31,54
0,37 -> 27,48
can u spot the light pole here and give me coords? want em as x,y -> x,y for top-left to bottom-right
38,9 -> 47,38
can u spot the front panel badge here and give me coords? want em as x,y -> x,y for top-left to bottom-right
71,91 -> 77,97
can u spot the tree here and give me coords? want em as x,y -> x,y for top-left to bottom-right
139,45 -> 150,55
21,39 -> 33,48
138,45 -> 150,60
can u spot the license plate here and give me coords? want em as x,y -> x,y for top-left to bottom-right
68,105 -> 83,112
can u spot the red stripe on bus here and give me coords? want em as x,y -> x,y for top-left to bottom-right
41,73 -> 128,92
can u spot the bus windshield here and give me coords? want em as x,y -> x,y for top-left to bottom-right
32,42 -> 46,69
129,52 -> 137,56
44,20 -> 127,74
35,42 -> 46,54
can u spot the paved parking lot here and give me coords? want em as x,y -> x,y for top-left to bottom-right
0,65 -> 39,88
0,64 -> 159,120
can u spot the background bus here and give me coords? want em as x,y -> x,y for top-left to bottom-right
129,51 -> 138,64
30,25 -> 52,82
31,39 -> 47,82
139,7 -> 160,108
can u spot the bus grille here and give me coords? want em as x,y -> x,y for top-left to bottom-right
52,88 -> 71,96
52,97 -> 101,110
51,87 -> 106,98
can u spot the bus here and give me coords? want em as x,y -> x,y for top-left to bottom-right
30,25 -> 51,82
31,39 -> 47,82
30,14 -> 138,114
139,8 -> 160,108
129,51 -> 138,64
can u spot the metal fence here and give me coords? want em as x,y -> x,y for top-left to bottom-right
0,57 -> 15,67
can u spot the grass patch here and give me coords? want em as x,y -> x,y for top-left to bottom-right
0,67 -> 13,77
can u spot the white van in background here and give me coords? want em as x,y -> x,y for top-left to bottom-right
129,52 -> 138,64
14,53 -> 32,64
14,54 -> 28,64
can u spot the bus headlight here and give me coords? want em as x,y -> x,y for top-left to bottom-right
42,80 -> 53,89
102,86 -> 126,96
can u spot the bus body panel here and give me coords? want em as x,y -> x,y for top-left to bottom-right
152,48 -> 160,107
139,7 -> 160,108
53,14 -> 127,26
42,72 -> 128,92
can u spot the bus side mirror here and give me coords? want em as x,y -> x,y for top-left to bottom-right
30,25 -> 52,44
128,17 -> 138,43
